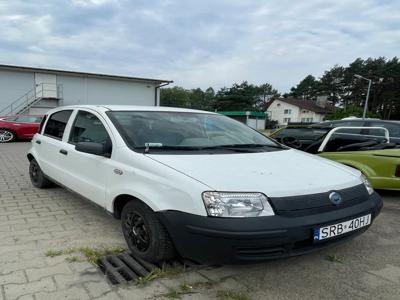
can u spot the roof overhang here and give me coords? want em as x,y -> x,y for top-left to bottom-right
0,64 -> 173,85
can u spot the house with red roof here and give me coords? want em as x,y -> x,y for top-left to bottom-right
266,96 -> 335,126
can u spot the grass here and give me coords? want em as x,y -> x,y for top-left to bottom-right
44,246 -> 126,264
44,250 -> 64,257
79,246 -> 126,264
65,256 -> 85,263
158,288 -> 183,299
136,264 -> 185,286
326,254 -> 344,263
216,290 -> 252,300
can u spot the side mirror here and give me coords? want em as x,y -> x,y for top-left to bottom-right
75,142 -> 110,157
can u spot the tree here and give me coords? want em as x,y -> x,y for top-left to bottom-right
319,65 -> 346,106
290,57 -> 400,120
326,105 -> 380,120
255,83 -> 279,110
289,75 -> 320,99
160,87 -> 190,108
214,81 -> 261,111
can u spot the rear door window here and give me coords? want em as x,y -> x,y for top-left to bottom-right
43,110 -> 73,140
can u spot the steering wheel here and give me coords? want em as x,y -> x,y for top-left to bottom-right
281,136 -> 303,149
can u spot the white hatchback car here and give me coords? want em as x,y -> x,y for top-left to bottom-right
28,105 -> 382,264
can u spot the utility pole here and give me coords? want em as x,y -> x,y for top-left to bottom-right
354,74 -> 372,119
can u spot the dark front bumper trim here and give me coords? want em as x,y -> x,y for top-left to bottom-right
157,192 -> 382,264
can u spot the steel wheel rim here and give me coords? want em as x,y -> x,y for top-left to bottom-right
30,162 -> 39,183
0,130 -> 13,142
124,212 -> 150,252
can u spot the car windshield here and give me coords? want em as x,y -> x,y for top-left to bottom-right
107,111 -> 282,151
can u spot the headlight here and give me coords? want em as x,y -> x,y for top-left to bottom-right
361,174 -> 374,195
202,192 -> 274,217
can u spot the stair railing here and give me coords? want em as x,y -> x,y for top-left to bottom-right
0,83 -> 58,116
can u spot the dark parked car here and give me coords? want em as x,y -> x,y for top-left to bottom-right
317,119 -> 400,144
0,115 -> 43,143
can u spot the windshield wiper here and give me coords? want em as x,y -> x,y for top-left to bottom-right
199,143 -> 285,150
137,143 -> 285,153
136,144 -> 202,153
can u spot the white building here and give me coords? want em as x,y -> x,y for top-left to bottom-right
219,111 -> 267,130
0,64 -> 172,116
266,97 -> 334,126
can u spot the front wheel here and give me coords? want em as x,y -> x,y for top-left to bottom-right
0,129 -> 15,143
29,159 -> 52,188
121,201 -> 175,263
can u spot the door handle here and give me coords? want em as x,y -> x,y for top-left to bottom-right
59,149 -> 68,155
35,140 -> 41,144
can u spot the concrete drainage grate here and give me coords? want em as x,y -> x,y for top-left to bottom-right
97,252 -> 201,285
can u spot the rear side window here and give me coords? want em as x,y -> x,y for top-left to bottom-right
368,122 -> 400,138
44,110 -> 73,139
69,111 -> 110,144
15,116 -> 42,123
332,121 -> 366,134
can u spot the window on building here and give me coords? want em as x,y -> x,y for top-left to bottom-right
284,109 -> 292,114
44,110 -> 73,139
283,118 -> 291,123
277,103 -> 281,107
301,118 -> 306,123
302,110 -> 309,113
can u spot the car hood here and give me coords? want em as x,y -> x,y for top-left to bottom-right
146,149 -> 362,197
371,148 -> 400,158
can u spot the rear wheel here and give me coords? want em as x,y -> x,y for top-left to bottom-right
121,200 -> 175,263
29,159 -> 52,188
0,129 -> 15,143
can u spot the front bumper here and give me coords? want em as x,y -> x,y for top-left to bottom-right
157,192 -> 382,264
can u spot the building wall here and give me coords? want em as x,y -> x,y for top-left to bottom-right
57,75 -> 156,106
267,100 -> 300,125
0,70 -> 35,113
0,69 -> 158,115
247,117 -> 266,130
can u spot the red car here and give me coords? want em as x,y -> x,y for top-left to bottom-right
0,115 -> 43,143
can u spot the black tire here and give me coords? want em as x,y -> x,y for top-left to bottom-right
121,200 -> 175,263
0,129 -> 16,143
29,159 -> 52,188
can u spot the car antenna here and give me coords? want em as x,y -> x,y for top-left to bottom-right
144,143 -> 163,153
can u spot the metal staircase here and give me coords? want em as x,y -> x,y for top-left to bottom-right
0,83 -> 63,116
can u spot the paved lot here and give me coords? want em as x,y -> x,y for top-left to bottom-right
0,142 -> 399,300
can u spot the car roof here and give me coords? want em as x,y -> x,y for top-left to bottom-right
2,115 -> 43,117
48,105 -> 216,115
325,119 -> 397,124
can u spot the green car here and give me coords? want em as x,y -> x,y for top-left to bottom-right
270,125 -> 400,191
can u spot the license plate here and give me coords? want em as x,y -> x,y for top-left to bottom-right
313,214 -> 371,241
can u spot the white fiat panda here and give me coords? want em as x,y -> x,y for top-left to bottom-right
28,105 -> 382,264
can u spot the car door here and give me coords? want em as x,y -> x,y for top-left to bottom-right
59,109 -> 114,207
36,110 -> 74,182
14,116 -> 41,138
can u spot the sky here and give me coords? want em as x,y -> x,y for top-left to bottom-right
0,0 -> 399,93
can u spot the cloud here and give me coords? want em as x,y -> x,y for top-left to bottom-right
0,0 -> 399,92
